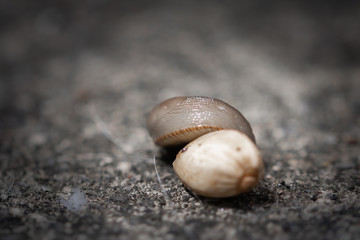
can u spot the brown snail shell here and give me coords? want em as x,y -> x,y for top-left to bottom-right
146,96 -> 255,147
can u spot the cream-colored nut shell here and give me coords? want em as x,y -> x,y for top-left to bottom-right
173,129 -> 264,198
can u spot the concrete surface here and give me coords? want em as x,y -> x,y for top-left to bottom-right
1,1 -> 359,239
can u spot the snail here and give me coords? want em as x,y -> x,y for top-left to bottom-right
146,96 -> 264,198
146,96 -> 255,147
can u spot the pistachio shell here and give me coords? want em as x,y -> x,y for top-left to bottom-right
173,129 -> 264,198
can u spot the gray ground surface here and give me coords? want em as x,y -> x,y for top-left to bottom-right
1,1 -> 359,239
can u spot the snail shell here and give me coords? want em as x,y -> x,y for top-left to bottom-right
146,96 -> 255,147
173,129 -> 264,198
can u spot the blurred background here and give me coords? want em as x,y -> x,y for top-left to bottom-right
1,0 -> 359,134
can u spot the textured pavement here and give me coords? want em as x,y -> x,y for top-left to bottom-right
1,1 -> 359,239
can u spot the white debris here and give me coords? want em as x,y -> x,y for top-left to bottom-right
60,188 -> 87,212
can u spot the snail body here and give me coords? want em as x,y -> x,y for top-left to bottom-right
146,96 -> 255,147
173,130 -> 264,198
146,96 -> 263,198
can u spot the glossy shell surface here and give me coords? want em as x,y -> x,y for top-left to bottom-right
146,96 -> 255,146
